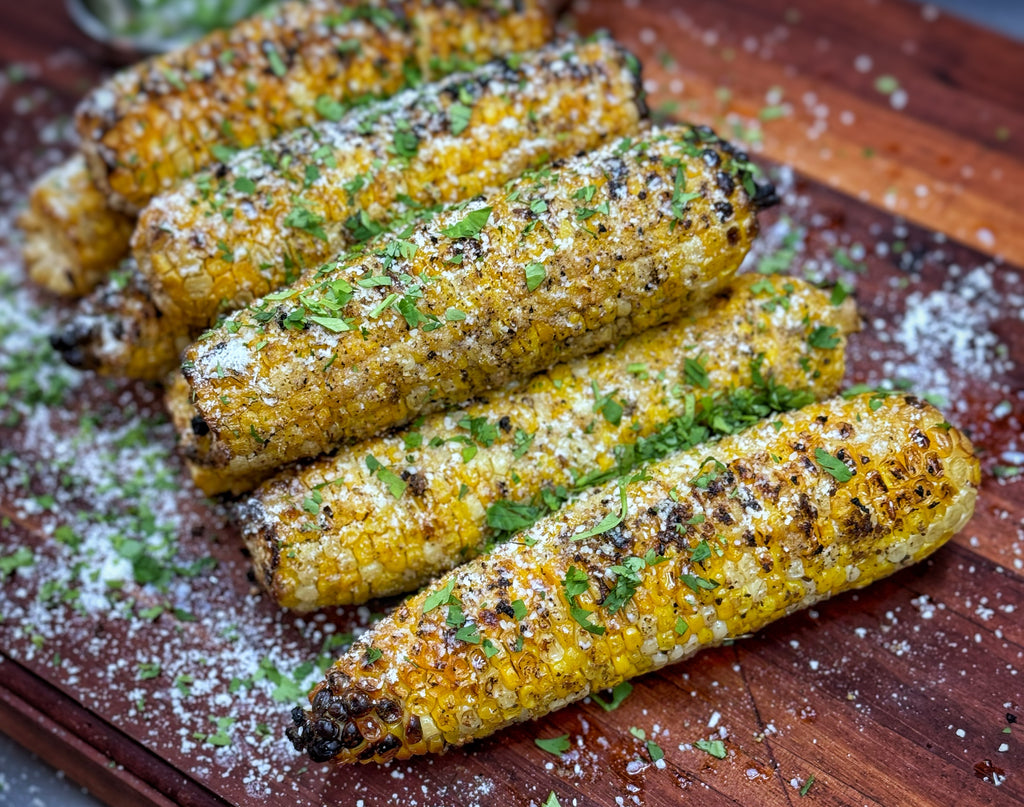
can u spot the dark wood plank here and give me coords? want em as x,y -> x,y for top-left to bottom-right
571,0 -> 1024,265
0,658 -> 226,807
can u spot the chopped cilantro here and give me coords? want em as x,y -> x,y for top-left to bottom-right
535,734 -> 570,755
391,123 -> 420,159
525,262 -> 546,292
423,578 -> 456,613
592,681 -> 633,711
486,500 -> 542,532
314,94 -> 345,122
808,325 -> 841,349
448,102 -> 473,135
454,623 -> 481,644
814,448 -> 853,482
284,205 -> 328,241
574,480 -> 628,540
562,565 -> 590,598
265,45 -> 287,77
365,454 -> 407,498
683,356 -> 710,390
209,144 -> 237,164
442,206 -> 492,239
1,547 -> 34,576
680,573 -> 717,593
695,738 -> 727,759
690,539 -> 712,563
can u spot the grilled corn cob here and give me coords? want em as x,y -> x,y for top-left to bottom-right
287,392 -> 979,763
133,35 -> 645,328
240,275 -> 858,609
19,155 -> 134,296
76,0 -> 553,212
49,265 -> 192,382
179,124 -> 773,490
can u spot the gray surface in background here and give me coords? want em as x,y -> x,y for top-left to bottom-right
0,731 -> 99,806
0,1 -> 1020,806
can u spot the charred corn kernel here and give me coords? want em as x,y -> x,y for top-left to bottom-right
50,266 -> 191,381
134,36 -> 644,329
287,393 -> 979,763
237,275 -> 858,609
18,155 -> 134,296
75,0 -> 553,212
179,124 -> 772,490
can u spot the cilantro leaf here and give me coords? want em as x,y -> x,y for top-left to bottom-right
442,206 -> 492,239
808,325 -> 841,349
695,738 -> 727,759
486,500 -> 543,532
535,734 -> 571,755
423,578 -> 456,613
574,481 -> 628,540
680,573 -> 717,593
591,681 -> 633,711
314,94 -> 345,122
525,262 -> 546,292
448,102 -> 472,135
814,447 -> 853,482
562,565 -> 590,599
569,604 -> 606,635
455,623 -> 481,644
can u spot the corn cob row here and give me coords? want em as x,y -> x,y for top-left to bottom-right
133,35 -> 645,328
18,155 -> 134,296
75,0 -> 553,213
239,275 -> 858,610
287,393 -> 979,763
178,125 -> 772,490
54,37 -> 645,381
49,266 -> 192,381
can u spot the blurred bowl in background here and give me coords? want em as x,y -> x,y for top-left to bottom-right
66,0 -> 272,60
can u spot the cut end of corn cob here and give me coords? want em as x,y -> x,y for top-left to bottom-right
287,393 -> 978,764
50,265 -> 193,381
18,154 -> 134,296
240,274 -> 858,611
75,0 -> 554,212
180,124 -> 769,489
132,34 -> 645,329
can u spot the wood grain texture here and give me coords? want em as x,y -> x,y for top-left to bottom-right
0,1 -> 1022,806
571,0 -> 1024,264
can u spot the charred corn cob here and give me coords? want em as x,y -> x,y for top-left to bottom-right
76,0 -> 553,212
179,124 -> 773,490
57,37 -> 644,380
50,266 -> 192,382
18,155 -> 134,296
133,35 -> 645,328
288,393 -> 979,763
239,275 -> 859,609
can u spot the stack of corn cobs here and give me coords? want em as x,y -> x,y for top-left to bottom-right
23,0 -> 980,767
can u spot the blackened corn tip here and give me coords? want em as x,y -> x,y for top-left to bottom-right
752,179 -> 780,210
50,323 -> 92,370
290,679 -> 421,764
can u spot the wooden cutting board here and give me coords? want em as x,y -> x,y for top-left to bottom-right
1,1 -> 1022,805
